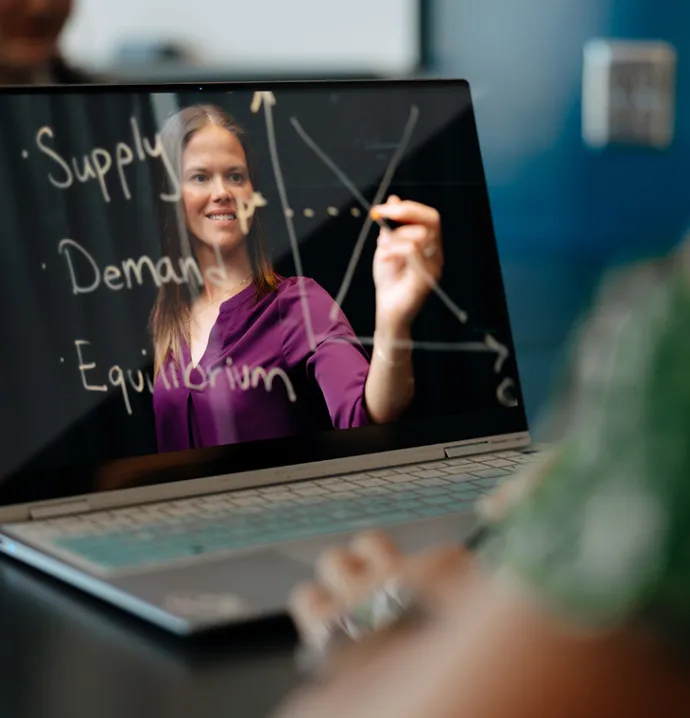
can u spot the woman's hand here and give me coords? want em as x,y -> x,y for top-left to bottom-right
371,196 -> 443,335
363,196 -> 443,423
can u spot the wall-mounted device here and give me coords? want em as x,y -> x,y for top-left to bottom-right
582,39 -> 677,149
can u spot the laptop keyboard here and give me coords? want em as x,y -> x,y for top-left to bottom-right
10,451 -> 538,571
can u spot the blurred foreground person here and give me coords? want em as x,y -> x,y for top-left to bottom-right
0,0 -> 94,84
277,240 -> 690,718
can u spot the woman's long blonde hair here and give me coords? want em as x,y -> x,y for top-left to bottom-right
150,104 -> 279,376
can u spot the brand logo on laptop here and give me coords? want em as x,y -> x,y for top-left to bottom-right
164,591 -> 251,620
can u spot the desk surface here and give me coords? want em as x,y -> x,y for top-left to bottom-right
0,557 -> 301,718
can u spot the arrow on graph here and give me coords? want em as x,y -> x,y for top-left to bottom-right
485,334 -> 510,373
250,91 -> 276,114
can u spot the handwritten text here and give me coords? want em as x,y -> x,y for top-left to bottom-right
74,340 -> 297,416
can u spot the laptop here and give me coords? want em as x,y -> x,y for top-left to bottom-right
0,78 -> 536,634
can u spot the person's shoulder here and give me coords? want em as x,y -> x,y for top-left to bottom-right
276,276 -> 334,306
277,276 -> 329,294
275,277 -> 347,336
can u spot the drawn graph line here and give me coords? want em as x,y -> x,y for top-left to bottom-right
252,90 -> 316,352
322,336 -> 513,406
291,115 -> 468,327
290,116 -> 372,212
323,334 -> 509,373
290,106 -> 420,321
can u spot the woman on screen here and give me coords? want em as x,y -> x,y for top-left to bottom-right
150,104 -> 443,452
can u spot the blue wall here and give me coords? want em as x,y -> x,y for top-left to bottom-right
429,0 -> 690,424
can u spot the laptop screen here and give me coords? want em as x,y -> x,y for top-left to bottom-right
0,79 -> 526,507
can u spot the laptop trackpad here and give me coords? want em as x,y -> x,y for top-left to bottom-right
111,550 -> 314,622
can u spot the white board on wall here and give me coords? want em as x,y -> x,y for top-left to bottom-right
61,0 -> 420,75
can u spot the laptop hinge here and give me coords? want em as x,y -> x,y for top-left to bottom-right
444,437 -> 516,459
30,500 -> 91,521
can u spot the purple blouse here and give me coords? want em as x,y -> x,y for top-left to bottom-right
153,277 -> 371,452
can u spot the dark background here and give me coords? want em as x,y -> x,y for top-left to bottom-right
0,81 -> 524,502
